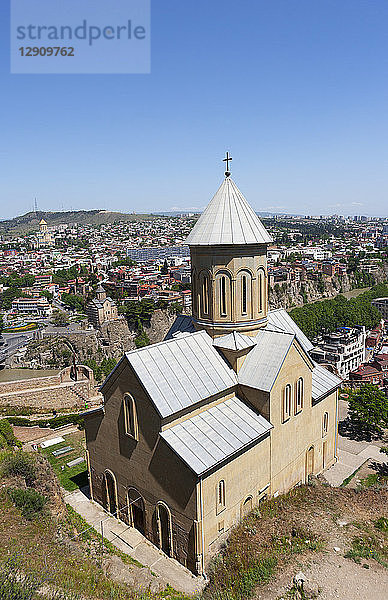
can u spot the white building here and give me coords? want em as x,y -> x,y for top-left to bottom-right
11,297 -> 52,317
310,326 -> 366,379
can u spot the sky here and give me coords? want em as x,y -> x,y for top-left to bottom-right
0,0 -> 387,219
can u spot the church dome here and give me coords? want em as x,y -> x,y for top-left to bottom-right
185,177 -> 272,246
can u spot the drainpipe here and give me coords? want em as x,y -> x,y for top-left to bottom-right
334,389 -> 339,461
199,476 -> 206,579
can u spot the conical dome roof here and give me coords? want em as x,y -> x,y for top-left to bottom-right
185,177 -> 272,246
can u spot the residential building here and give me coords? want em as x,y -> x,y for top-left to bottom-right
310,327 -> 366,379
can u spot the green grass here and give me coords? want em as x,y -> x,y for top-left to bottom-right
64,505 -> 143,568
340,464 -> 364,487
357,472 -> 388,488
40,433 -> 88,491
345,517 -> 388,568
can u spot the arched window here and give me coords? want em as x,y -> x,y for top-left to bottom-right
220,276 -> 227,316
202,276 -> 209,315
242,495 -> 253,517
217,480 -> 226,513
123,393 -> 139,440
242,275 -> 247,315
258,269 -> 265,313
323,412 -> 329,436
295,378 -> 304,413
283,384 -> 292,422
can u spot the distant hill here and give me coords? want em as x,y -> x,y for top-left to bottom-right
0,209 -> 165,236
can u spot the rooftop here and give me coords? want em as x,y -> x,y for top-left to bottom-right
185,177 -> 273,246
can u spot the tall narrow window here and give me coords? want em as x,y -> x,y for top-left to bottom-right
202,277 -> 208,315
323,412 -> 329,436
283,384 -> 291,422
258,271 -> 263,312
242,275 -> 247,315
220,276 -> 227,316
123,393 -> 139,440
217,480 -> 226,513
295,378 -> 304,413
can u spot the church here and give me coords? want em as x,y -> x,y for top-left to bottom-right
84,159 -> 341,575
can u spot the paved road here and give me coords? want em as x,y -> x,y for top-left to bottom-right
324,399 -> 385,486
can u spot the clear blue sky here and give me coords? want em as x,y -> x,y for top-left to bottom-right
1,1 -> 387,218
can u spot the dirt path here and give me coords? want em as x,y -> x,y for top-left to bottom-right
257,551 -> 388,599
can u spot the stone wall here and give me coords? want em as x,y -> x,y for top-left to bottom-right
0,380 -> 92,410
0,364 -> 100,410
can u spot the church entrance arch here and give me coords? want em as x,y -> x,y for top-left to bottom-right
127,488 -> 146,535
305,446 -> 315,481
156,501 -> 173,556
103,470 -> 118,516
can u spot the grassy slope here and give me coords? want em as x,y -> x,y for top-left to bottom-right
0,210 -> 165,235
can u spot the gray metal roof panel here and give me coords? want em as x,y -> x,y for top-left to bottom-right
160,396 -> 273,475
164,315 -> 196,340
213,331 -> 257,352
312,364 -> 342,400
185,177 -> 273,246
266,309 -> 314,353
238,329 -> 295,392
125,330 -> 237,418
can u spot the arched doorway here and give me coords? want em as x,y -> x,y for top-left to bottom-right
127,488 -> 146,535
103,470 -> 118,516
242,495 -> 253,518
305,446 -> 314,481
156,502 -> 173,556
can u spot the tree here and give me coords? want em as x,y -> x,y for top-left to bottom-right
61,293 -> 85,312
51,310 -> 69,327
40,290 -> 53,302
160,259 -> 169,275
0,314 -> 3,335
348,384 -> 388,438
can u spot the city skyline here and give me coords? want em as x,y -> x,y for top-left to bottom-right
1,1 -> 388,218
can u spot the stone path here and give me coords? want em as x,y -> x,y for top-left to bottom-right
64,489 -> 205,596
324,399 -> 385,487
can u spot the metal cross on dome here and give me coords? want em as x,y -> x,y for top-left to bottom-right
223,151 -> 232,177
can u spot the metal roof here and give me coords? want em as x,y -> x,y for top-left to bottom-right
312,364 -> 342,400
238,329 -> 295,392
160,396 -> 272,475
185,177 -> 273,246
266,308 -> 313,353
213,331 -> 256,352
125,330 -> 237,418
164,314 -> 196,340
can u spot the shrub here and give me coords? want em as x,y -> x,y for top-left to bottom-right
1,452 -> 36,485
7,487 -> 47,519
0,419 -> 21,448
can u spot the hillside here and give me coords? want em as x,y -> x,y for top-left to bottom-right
0,209 -> 165,235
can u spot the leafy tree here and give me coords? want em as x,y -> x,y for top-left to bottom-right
121,298 -> 155,327
169,302 -> 183,314
51,310 -> 69,327
135,328 -> 150,348
348,384 -> 388,438
40,290 -> 53,302
61,293 -> 85,312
